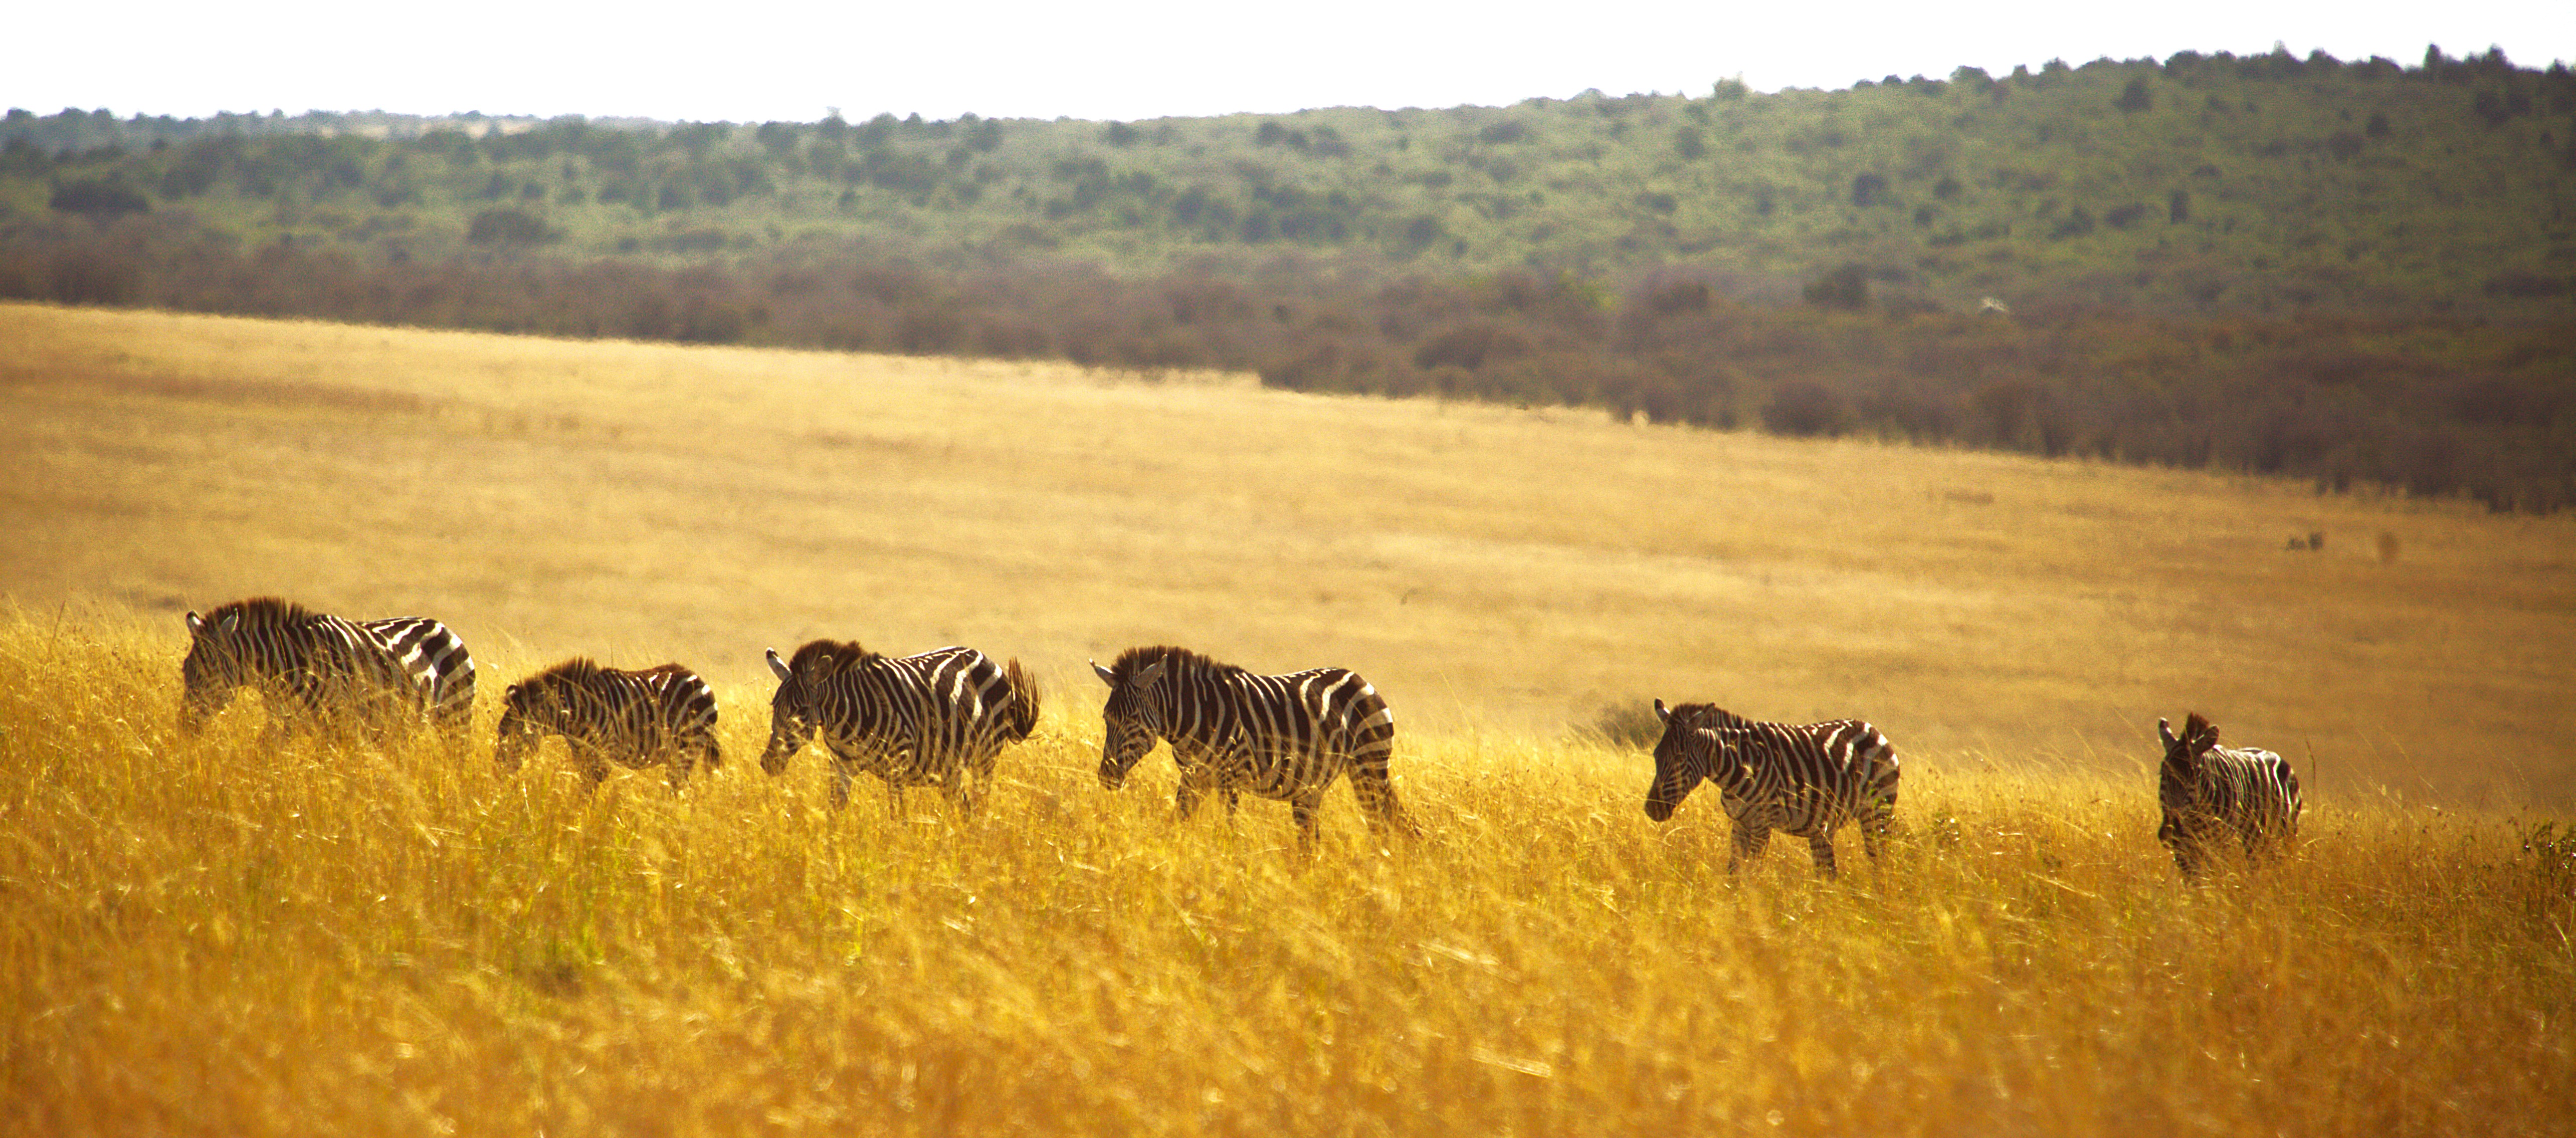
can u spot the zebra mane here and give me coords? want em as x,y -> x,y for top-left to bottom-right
786,639 -> 882,676
201,596 -> 319,628
1663,702 -> 1754,730
520,657 -> 611,687
2184,712 -> 2216,743
1105,644 -> 1244,682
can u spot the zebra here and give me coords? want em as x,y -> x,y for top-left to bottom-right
495,658 -> 722,791
1091,645 -> 1416,852
179,597 -> 475,737
760,640 -> 1041,814
1644,700 -> 1901,877
2156,713 -> 2301,880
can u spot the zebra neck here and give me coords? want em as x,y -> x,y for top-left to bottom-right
1699,738 -> 1759,795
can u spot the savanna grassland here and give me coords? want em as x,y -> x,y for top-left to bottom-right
3,300 -> 2574,1133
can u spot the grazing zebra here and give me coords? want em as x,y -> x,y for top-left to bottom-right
760,640 -> 1041,814
1091,646 -> 1416,852
2156,713 -> 2301,880
1645,700 -> 1901,877
495,659 -> 722,791
179,597 -> 475,736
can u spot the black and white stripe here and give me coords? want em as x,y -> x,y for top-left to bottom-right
761,640 -> 1041,814
1091,645 -> 1415,851
2156,713 -> 2301,880
1645,700 -> 1901,877
179,597 -> 476,736
496,658 -> 722,790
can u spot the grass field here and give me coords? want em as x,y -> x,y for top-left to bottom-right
2,301 -> 2573,1132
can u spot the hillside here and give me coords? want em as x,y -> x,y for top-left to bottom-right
6,48 -> 2571,315
6,301 -> 2570,803
5,300 -> 2574,1134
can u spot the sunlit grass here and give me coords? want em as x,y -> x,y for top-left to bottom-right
4,302 -> 2570,805
4,619 -> 2570,1134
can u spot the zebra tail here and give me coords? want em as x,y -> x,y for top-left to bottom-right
1000,658 -> 1041,742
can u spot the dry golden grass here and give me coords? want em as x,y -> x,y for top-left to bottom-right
3,301 -> 2574,1133
1,624 -> 2570,1135
3,301 -> 2569,800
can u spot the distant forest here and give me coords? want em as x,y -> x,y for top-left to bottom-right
3,47 -> 2571,509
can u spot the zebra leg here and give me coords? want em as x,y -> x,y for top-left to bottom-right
1806,833 -> 1841,879
1349,767 -> 1419,841
829,762 -> 854,811
1290,793 -> 1326,858
1726,824 -> 1773,873
666,751 -> 691,793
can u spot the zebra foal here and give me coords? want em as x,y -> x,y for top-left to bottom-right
496,659 -> 722,791
1091,646 -> 1416,852
761,640 -> 1040,814
1644,700 -> 1900,877
2156,713 -> 2301,880
179,597 -> 475,737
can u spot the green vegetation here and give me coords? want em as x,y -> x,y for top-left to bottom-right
7,47 -> 2570,312
2,47 -> 2571,508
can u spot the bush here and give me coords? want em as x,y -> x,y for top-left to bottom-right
465,209 -> 558,247
1763,381 -> 1848,437
1803,264 -> 1868,310
48,178 -> 150,218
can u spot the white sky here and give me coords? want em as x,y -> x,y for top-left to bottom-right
10,1 -> 2570,124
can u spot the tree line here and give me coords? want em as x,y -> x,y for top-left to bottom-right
4,216 -> 2565,511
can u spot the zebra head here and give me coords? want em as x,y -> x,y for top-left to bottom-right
761,647 -> 817,776
178,608 -> 251,735
1644,698 -> 1707,822
493,679 -> 564,773
1092,654 -> 1169,790
2158,713 -> 2221,776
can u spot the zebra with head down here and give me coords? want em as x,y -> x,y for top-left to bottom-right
179,597 -> 475,738
495,658 -> 722,791
1644,700 -> 1901,877
761,640 -> 1041,814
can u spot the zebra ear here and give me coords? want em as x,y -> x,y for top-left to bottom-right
1654,699 -> 1670,723
1091,660 -> 1117,687
185,611 -> 205,635
766,648 -> 791,682
1136,659 -> 1166,686
2157,718 -> 2177,748
219,612 -> 241,634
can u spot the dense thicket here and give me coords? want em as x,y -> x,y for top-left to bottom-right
3,46 -> 2571,508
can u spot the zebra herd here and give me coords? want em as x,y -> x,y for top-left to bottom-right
174,597 -> 2303,877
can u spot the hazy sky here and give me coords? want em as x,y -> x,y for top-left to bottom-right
11,0 -> 2569,123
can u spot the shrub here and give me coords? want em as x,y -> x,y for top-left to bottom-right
1763,381 -> 1847,436
1803,263 -> 1868,310
48,178 -> 150,218
465,208 -> 557,247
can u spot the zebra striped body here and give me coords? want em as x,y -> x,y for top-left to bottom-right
761,640 -> 1040,814
1092,646 -> 1415,852
497,659 -> 722,790
2157,713 -> 2301,880
179,597 -> 476,736
1646,700 -> 1900,877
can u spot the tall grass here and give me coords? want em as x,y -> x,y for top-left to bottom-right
4,619 -> 2568,1135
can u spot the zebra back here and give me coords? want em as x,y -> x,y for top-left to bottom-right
358,616 -> 476,729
